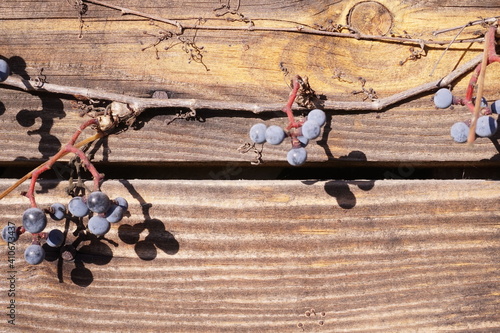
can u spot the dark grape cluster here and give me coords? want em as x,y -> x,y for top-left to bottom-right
1,191 -> 128,265
432,88 -> 499,143
66,191 -> 128,236
248,109 -> 327,166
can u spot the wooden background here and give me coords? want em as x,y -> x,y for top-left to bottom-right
0,0 -> 499,332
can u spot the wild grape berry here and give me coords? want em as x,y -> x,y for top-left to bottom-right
491,100 -> 500,114
49,203 -> 66,221
0,59 -> 9,82
265,125 -> 285,145
475,116 -> 497,137
287,147 -> 307,166
450,122 -> 469,143
297,135 -> 309,147
1,225 -> 19,243
105,204 -> 124,223
68,196 -> 89,217
88,216 -> 111,236
301,120 -> 321,140
22,207 -> 47,233
46,229 -> 65,248
24,244 -> 45,265
87,191 -> 111,214
307,109 -> 326,127
114,197 -> 128,210
433,88 -> 453,109
249,123 -> 267,144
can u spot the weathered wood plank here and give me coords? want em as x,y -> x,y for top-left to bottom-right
1,0 -> 499,101
1,88 -> 499,164
1,1 -> 499,164
0,179 -> 499,332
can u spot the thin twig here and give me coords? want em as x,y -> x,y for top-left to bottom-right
0,132 -> 103,201
467,29 -> 491,144
84,0 -> 183,32
81,0 -> 484,48
429,24 -> 467,76
0,53 -> 483,115
432,16 -> 500,35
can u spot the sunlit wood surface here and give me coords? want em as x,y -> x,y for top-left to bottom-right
0,1 -> 499,332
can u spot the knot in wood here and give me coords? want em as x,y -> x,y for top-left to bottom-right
347,1 -> 393,36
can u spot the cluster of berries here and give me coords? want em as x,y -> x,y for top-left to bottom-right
433,88 -> 499,142
1,191 -> 128,265
249,109 -> 327,166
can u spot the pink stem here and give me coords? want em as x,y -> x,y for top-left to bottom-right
464,25 -> 500,114
25,119 -> 101,207
65,145 -> 103,191
283,76 -> 303,130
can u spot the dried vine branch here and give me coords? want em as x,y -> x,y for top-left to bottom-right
82,0 -> 485,48
0,53 -> 482,116
432,16 -> 500,35
83,0 -> 183,32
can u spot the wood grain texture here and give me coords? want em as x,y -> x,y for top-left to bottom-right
0,1 -> 500,164
0,179 -> 499,332
1,2 -> 500,332
1,88 -> 500,164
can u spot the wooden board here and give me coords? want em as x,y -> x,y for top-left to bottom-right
1,1 -> 500,332
0,179 -> 499,332
0,1 -> 500,164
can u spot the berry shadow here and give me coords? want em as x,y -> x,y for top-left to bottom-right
316,111 -> 334,160
44,214 -> 118,287
486,117 -> 500,160
118,180 -> 179,261
68,229 -> 117,287
300,151 -> 375,209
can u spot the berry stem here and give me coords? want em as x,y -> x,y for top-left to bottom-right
283,76 -> 301,127
282,76 -> 308,148
0,132 -> 103,201
464,25 -> 499,114
65,145 -> 103,191
24,119 -> 102,207
16,226 -> 25,238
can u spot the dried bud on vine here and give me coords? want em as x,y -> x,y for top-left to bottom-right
108,101 -> 132,119
97,114 -> 115,132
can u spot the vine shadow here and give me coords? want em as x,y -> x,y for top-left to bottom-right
118,180 -> 179,261
10,56 -> 66,194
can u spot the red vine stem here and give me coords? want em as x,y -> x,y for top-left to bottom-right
464,25 -> 500,114
0,132 -> 103,201
24,119 -> 103,207
283,76 -> 301,128
282,76 -> 309,148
